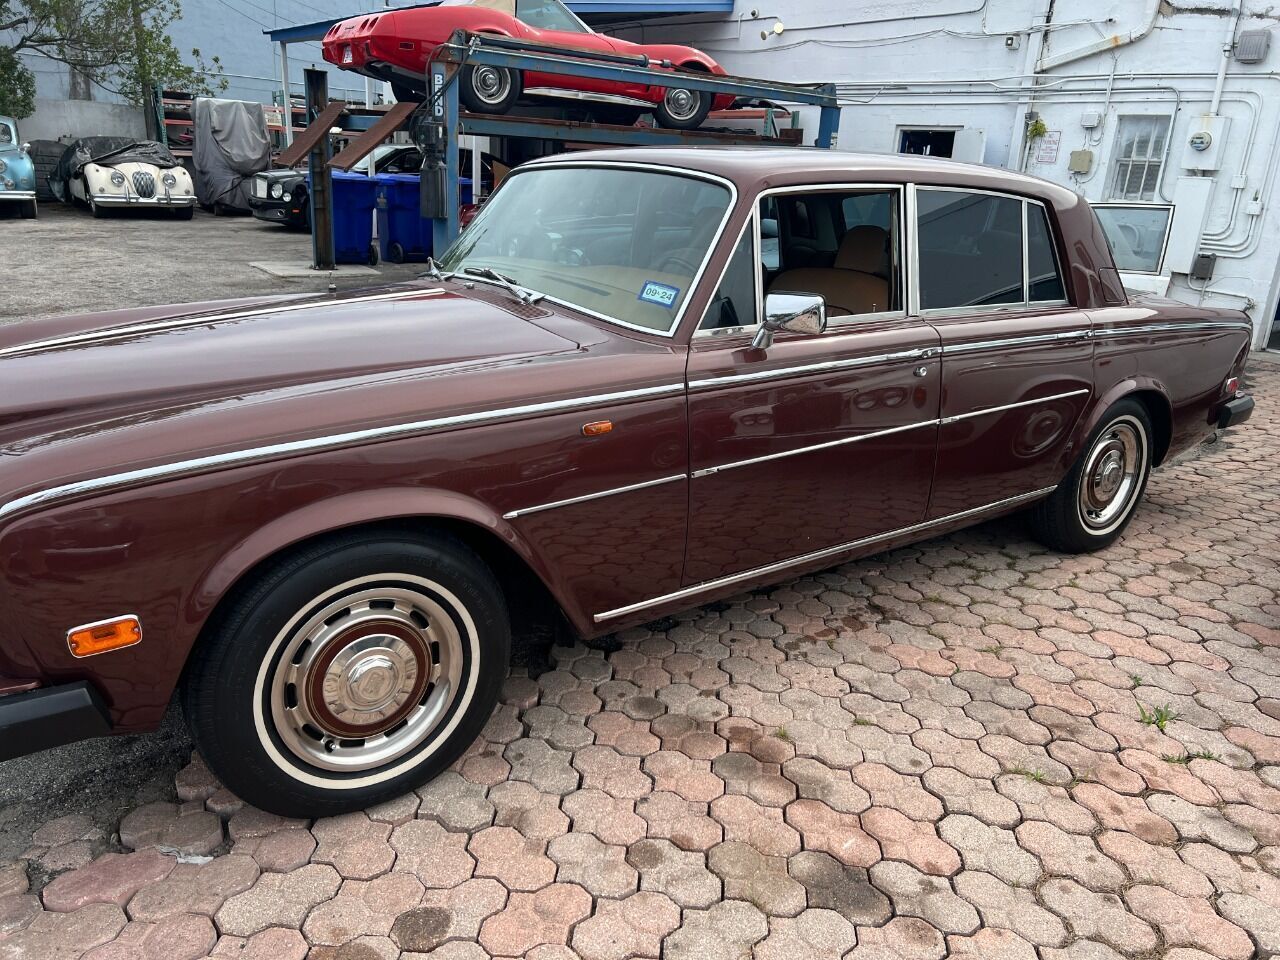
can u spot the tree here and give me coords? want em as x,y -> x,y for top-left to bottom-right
0,0 -> 226,118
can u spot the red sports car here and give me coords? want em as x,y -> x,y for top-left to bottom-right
322,0 -> 734,129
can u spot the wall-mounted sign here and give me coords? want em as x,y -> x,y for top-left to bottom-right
1036,130 -> 1062,164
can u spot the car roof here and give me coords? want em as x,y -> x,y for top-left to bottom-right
527,146 -> 1082,209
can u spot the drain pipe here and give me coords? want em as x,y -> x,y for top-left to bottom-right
1035,0 -> 1161,72
1211,0 -> 1243,114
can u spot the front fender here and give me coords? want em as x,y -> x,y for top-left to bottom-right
190,486 -> 577,634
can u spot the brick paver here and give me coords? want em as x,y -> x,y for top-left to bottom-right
1,356 -> 1278,958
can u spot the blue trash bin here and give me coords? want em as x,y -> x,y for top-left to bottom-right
309,170 -> 379,265
375,173 -> 473,264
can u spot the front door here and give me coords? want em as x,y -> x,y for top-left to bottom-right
684,186 -> 941,585
912,186 -> 1094,519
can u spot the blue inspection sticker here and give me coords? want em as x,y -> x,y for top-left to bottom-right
638,281 -> 680,309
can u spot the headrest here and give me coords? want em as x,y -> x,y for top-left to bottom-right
834,225 -> 888,275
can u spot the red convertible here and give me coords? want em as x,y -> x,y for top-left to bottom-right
0,149 -> 1254,816
322,0 -> 734,128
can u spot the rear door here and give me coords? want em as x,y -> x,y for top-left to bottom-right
912,186 -> 1093,519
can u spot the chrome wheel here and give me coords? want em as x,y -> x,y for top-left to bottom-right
470,66 -> 512,106
1077,415 -> 1147,535
662,87 -> 702,123
263,576 -> 467,775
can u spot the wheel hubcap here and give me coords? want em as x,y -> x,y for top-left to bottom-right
473,66 -> 510,104
268,581 -> 465,773
1077,418 -> 1145,533
664,88 -> 700,121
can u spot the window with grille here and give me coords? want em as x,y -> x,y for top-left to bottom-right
1109,116 -> 1171,201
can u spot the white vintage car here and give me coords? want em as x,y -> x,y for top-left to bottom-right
55,138 -> 196,219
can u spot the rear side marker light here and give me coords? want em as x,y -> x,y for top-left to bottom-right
67,616 -> 142,658
582,420 -> 613,437
1224,376 -> 1239,396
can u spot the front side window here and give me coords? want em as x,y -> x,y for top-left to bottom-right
1109,116 -> 1171,201
916,189 -> 1024,310
516,0 -> 589,32
442,165 -> 732,333
0,122 -> 13,146
1092,204 -> 1173,273
766,188 -> 901,318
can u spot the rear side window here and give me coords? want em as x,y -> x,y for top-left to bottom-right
1027,204 -> 1066,302
916,190 -> 1023,309
916,188 -> 1067,310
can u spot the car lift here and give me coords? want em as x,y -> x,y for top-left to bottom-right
304,32 -> 841,268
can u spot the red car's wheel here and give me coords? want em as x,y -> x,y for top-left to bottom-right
460,64 -> 521,114
655,81 -> 712,129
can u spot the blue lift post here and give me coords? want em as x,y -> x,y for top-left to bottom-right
419,32 -> 841,254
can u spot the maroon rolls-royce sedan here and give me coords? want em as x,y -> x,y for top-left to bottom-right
0,148 -> 1253,815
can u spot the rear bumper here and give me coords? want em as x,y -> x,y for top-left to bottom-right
1217,394 -> 1254,429
0,682 -> 113,761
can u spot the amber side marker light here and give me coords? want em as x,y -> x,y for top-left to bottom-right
582,420 -> 613,437
67,616 -> 142,658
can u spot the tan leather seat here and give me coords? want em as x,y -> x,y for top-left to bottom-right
768,226 -> 890,317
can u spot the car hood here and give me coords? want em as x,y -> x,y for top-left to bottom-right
0,282 -> 591,515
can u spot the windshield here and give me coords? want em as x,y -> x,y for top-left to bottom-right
440,165 -> 733,333
0,121 -> 14,149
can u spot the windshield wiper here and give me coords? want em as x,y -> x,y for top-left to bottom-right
420,257 -> 454,281
463,266 -> 543,305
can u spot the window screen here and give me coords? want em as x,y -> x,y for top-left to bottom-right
916,190 -> 1024,310
1109,116 -> 1171,202
1027,204 -> 1066,302
699,226 -> 758,330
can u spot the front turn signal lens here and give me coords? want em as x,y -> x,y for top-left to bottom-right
67,616 -> 141,658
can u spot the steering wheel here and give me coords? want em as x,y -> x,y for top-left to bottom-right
657,254 -> 698,275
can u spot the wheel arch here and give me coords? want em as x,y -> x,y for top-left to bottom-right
185,488 -> 582,677
1077,378 -> 1173,467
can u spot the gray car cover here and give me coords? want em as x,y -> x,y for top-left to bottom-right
192,98 -> 271,212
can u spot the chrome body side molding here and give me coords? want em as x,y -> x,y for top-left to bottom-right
940,388 -> 1091,426
0,383 -> 685,521
593,485 -> 1059,622
692,420 -> 940,478
502,474 -> 686,520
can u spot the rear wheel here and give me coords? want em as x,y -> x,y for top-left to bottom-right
460,64 -> 521,114
182,530 -> 510,817
655,69 -> 712,129
1028,399 -> 1153,553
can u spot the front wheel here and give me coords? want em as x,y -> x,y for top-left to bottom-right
182,531 -> 510,816
1028,399 -> 1153,553
459,64 -> 521,114
20,199 -> 37,219
172,205 -> 194,220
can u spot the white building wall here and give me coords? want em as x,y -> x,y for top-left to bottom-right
613,0 -> 1280,348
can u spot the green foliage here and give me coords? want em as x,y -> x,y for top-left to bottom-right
0,0 -> 226,117
1138,703 -> 1180,732
1027,116 -> 1049,140
0,45 -> 36,116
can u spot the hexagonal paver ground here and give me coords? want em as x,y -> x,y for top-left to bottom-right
2,355 -> 1279,958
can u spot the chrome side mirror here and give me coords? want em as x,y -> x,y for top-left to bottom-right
20,142 -> 30,154
752,292 -> 828,349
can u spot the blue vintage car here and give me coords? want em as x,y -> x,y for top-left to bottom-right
0,116 -> 37,218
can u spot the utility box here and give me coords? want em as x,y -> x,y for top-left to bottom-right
1068,150 -> 1093,174
1182,115 -> 1231,171
1165,176 -> 1214,275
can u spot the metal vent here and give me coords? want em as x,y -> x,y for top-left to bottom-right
132,171 -> 156,198
458,284 -> 552,320
1235,29 -> 1270,64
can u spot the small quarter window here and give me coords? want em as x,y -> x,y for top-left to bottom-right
916,189 -> 1024,310
1092,204 -> 1174,274
700,225 -> 758,331
1027,204 -> 1066,302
